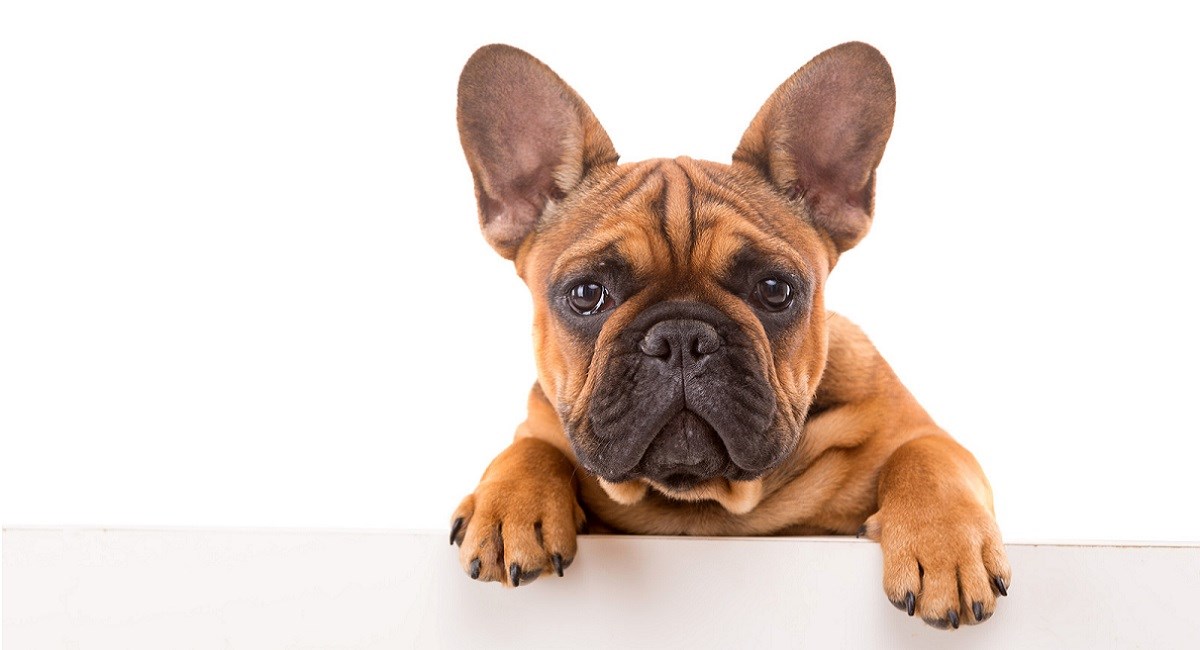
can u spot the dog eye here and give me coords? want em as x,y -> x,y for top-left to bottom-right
753,277 -> 794,312
568,282 -> 613,316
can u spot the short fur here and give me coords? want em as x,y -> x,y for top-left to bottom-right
451,42 -> 1010,629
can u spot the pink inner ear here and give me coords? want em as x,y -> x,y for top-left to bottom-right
458,44 -> 617,259
737,42 -> 895,254
477,169 -> 569,254
781,56 -> 892,201
477,192 -> 536,254
465,70 -> 574,229
791,178 -> 874,252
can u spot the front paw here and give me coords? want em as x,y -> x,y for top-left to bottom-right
862,500 -> 1011,628
450,477 -> 585,587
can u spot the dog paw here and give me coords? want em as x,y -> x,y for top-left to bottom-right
862,499 -> 1011,628
450,477 -> 585,587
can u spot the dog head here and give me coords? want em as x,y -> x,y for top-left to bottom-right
457,43 -> 894,513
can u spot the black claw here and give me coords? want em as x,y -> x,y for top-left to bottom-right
856,525 -> 866,539
993,576 -> 1008,597
905,591 -> 915,617
509,563 -> 521,587
552,553 -> 564,577
450,517 -> 464,546
948,610 -> 960,629
468,558 -> 481,580
973,601 -> 984,622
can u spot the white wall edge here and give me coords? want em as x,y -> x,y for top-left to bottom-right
5,528 -> 1199,648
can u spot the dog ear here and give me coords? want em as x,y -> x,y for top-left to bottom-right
733,42 -> 895,253
458,45 -> 619,259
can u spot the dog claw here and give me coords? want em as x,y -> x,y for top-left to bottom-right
856,525 -> 866,538
505,563 -> 544,587
468,558 -> 481,580
552,553 -> 564,577
947,609 -> 960,629
450,517 -> 464,546
904,591 -> 915,616
973,601 -> 984,622
993,576 -> 1008,597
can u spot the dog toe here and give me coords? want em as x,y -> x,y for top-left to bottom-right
914,561 -> 962,628
881,548 -> 921,616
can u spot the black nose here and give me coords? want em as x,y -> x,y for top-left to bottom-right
639,319 -> 723,361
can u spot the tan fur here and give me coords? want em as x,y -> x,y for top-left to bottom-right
451,42 -> 1011,629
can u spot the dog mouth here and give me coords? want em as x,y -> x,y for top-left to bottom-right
633,409 -> 732,488
584,408 -> 769,489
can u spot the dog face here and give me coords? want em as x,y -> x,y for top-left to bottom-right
458,43 -> 894,506
521,160 -> 832,493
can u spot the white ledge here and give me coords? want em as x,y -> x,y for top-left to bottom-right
4,528 -> 1199,648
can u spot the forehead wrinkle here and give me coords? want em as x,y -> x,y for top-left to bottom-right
587,158 -> 704,279
548,223 -> 635,280
584,159 -> 664,216
609,170 -> 673,278
686,159 -> 823,254
687,162 -> 775,228
656,161 -> 697,271
689,175 -> 826,275
694,216 -> 815,280
548,178 -> 671,281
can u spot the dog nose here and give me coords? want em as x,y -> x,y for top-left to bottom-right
639,319 -> 723,361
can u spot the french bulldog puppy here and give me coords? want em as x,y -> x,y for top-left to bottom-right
451,42 -> 1010,629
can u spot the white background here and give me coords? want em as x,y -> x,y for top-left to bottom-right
2,1 -> 1198,544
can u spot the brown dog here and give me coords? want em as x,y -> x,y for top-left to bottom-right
450,42 -> 1010,629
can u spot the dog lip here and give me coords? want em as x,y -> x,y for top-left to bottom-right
580,407 -> 785,484
656,471 -> 709,491
631,409 -> 757,486
586,461 -> 768,489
